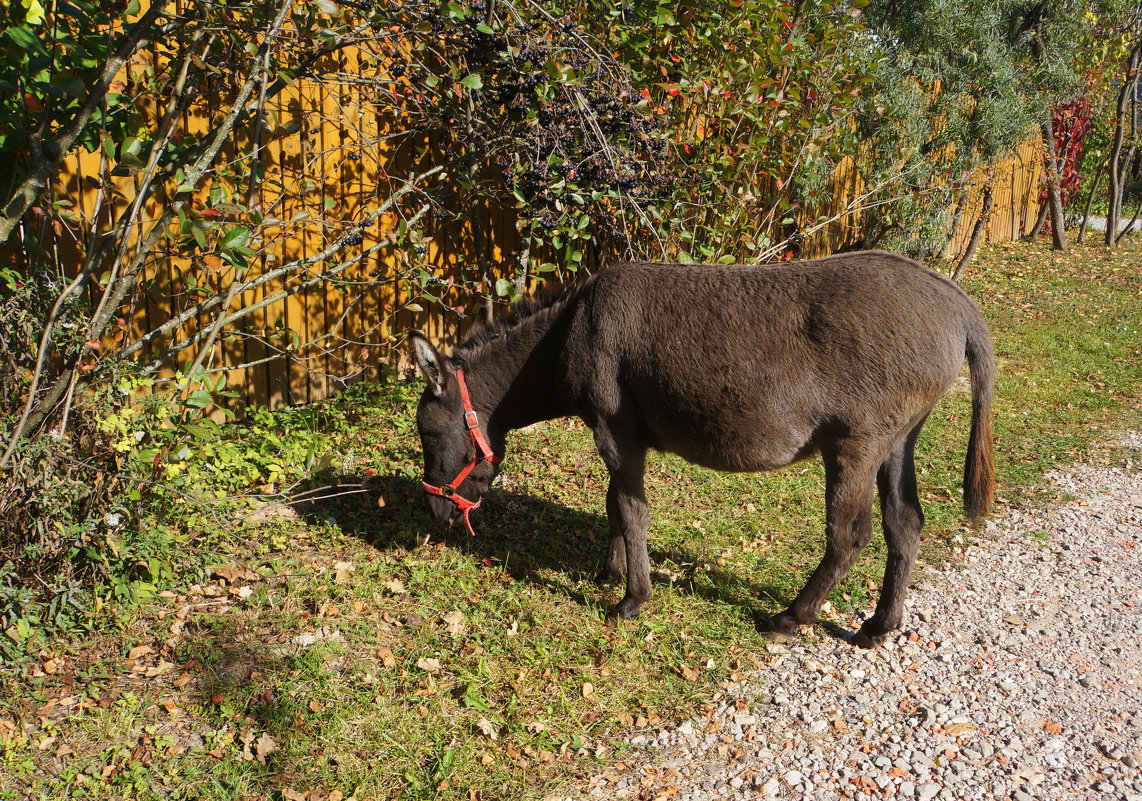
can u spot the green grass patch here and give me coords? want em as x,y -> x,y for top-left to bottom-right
2,237 -> 1140,800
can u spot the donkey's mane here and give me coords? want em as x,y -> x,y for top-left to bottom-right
453,275 -> 597,365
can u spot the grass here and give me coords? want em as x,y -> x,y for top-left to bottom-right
2,237 -> 1141,800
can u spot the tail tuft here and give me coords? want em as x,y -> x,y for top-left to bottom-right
963,316 -> 995,523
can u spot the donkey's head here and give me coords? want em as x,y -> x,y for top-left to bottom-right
408,331 -> 502,533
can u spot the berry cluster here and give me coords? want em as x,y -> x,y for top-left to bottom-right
369,2 -> 676,263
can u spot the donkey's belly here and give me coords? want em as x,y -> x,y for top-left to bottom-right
646,411 -> 819,473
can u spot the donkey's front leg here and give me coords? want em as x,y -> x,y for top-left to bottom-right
593,426 -> 651,621
604,476 -> 652,620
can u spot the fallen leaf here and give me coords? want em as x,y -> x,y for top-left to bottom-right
385,579 -> 406,595
145,660 -> 174,678
476,717 -> 498,740
308,699 -> 324,714
442,610 -> 465,636
42,659 -> 58,674
944,722 -> 976,736
378,647 -> 397,667
255,733 -> 276,763
581,682 -> 594,699
127,644 -> 151,661
416,657 -> 442,674
282,790 -> 307,801
211,564 -> 258,583
678,664 -> 699,682
237,586 -> 254,599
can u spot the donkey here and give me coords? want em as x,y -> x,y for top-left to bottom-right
409,251 -> 995,646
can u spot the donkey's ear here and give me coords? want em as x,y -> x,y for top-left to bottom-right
409,330 -> 449,398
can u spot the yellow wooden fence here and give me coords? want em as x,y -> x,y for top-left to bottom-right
55,51 -> 1043,413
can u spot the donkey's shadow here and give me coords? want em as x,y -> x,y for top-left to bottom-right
291,472 -> 797,627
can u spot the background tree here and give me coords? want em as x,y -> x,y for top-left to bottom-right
1103,8 -> 1142,245
855,0 -> 1044,263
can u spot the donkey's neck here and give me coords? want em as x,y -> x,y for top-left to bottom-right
456,301 -> 575,442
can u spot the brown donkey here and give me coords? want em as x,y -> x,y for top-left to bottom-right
410,251 -> 995,646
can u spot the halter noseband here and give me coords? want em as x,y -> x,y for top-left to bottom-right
421,368 -> 501,536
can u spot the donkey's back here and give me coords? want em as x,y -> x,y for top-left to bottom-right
564,252 -> 986,472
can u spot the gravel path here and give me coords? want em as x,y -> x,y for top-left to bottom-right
560,433 -> 1142,801
1082,215 -> 1139,235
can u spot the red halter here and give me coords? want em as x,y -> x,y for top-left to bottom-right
421,368 -> 501,536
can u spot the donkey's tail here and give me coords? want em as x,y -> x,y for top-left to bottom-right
963,314 -> 995,522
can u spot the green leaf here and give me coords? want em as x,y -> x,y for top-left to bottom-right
185,389 -> 213,409
459,74 -> 483,90
221,227 -> 251,250
23,0 -> 47,26
6,26 -> 48,58
495,278 -> 511,297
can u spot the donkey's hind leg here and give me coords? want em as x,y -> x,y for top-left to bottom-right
852,418 -> 927,648
772,439 -> 879,635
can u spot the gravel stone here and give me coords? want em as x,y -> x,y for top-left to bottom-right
562,433 -> 1142,801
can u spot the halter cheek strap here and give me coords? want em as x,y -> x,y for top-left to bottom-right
421,368 -> 502,536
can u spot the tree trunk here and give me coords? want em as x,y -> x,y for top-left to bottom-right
1117,192 -> 1142,243
1106,43 -> 1141,248
1028,193 -> 1049,240
1027,29 -> 1068,252
1076,157 -> 1105,245
953,183 -> 994,282
938,190 -> 969,259
1039,117 -> 1069,252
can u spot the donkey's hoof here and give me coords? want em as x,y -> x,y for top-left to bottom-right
606,599 -> 644,624
848,627 -> 886,649
769,611 -> 801,636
